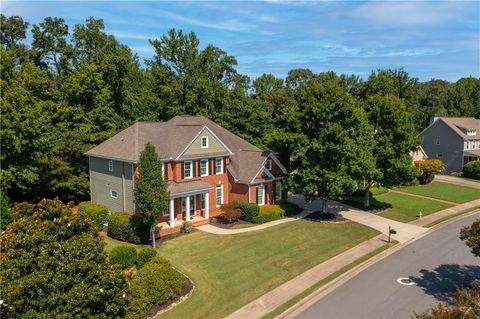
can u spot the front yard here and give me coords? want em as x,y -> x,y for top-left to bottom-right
154,220 -> 379,319
396,181 -> 480,203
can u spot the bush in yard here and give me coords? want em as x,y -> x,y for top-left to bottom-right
414,159 -> 445,184
252,210 -> 284,224
136,247 -> 157,269
463,160 -> 480,180
237,201 -> 259,222
126,256 -> 183,319
78,201 -> 109,228
108,212 -> 147,244
181,220 -> 193,233
0,191 -> 13,230
219,202 -> 242,223
109,245 -> 138,269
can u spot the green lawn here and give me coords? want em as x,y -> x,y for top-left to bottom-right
397,181 -> 480,203
100,233 -> 139,252
157,220 -> 379,319
376,192 -> 452,223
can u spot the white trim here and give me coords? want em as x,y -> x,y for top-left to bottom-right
108,160 -> 114,172
200,159 -> 209,176
162,206 -> 170,217
250,177 -> 283,185
169,199 -> 175,227
266,159 -> 272,170
257,185 -> 265,206
176,125 -> 233,159
215,157 -> 224,175
110,189 -> 119,199
216,184 -> 224,207
201,136 -> 209,148
204,192 -> 209,219
183,160 -> 193,179
263,167 -> 275,179
169,188 -> 211,199
86,154 -> 137,164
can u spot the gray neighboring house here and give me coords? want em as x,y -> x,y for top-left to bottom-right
418,117 -> 480,173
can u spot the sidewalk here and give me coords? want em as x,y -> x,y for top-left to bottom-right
435,174 -> 480,189
225,235 -> 387,319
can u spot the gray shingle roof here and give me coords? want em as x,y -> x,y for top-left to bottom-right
167,180 -> 212,195
86,116 -> 277,183
439,117 -> 480,140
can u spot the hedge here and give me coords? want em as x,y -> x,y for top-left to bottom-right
237,201 -> 259,222
251,210 -> 284,224
107,212 -> 148,244
109,245 -> 138,269
126,256 -> 183,319
463,160 -> 480,180
78,201 -> 109,229
136,247 -> 157,269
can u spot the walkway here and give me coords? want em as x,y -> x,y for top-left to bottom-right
435,174 -> 480,189
388,189 -> 457,205
225,235 -> 386,319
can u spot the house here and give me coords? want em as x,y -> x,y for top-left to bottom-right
86,116 -> 287,235
418,117 -> 480,173
411,146 -> 428,162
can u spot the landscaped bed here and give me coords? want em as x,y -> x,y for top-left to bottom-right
156,219 -> 379,319
396,181 -> 480,203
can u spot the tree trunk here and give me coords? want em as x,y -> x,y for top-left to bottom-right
320,198 -> 328,212
364,186 -> 371,208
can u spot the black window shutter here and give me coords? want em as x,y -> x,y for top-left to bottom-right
181,162 -> 184,179
223,158 -> 226,173
213,159 -> 217,174
193,161 -> 197,177
165,163 -> 168,180
256,188 -> 259,204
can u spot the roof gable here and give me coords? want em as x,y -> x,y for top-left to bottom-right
177,126 -> 232,159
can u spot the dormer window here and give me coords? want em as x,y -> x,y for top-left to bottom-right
266,159 -> 272,170
108,160 -> 113,172
201,136 -> 208,148
467,130 -> 477,136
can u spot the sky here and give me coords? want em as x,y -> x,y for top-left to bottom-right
2,1 -> 480,81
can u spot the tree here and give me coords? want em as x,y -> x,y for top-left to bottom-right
460,219 -> 480,257
360,94 -> 419,207
414,159 -> 445,184
134,143 -> 169,247
0,14 -> 28,49
0,192 -> 12,230
0,199 -> 127,318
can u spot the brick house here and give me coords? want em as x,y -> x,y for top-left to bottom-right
86,116 -> 287,235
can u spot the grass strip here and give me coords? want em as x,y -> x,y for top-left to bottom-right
425,206 -> 480,228
261,241 -> 398,319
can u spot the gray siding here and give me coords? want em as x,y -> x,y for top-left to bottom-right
419,120 -> 464,173
89,157 -> 134,213
182,129 -> 228,157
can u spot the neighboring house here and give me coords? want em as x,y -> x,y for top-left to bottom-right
418,117 -> 480,173
86,116 -> 287,235
411,146 -> 428,162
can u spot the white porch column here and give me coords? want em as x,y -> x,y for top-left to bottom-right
204,192 -> 209,220
185,196 -> 191,221
169,199 -> 175,227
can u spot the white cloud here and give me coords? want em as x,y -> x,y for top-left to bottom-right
107,30 -> 155,40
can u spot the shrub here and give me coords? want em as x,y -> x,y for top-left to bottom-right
414,159 -> 445,184
136,247 -> 157,269
107,212 -> 148,244
237,201 -> 259,222
126,256 -> 183,319
78,201 -> 109,229
181,221 -> 193,233
252,210 -> 284,224
463,160 -> 480,180
109,245 -> 137,269
219,202 -> 242,223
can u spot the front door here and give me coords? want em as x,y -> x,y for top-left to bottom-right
181,195 -> 196,219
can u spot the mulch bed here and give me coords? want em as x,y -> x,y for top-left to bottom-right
304,211 -> 348,223
143,274 -> 194,319
209,218 -> 253,229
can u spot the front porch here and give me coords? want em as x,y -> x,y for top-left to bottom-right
158,188 -> 211,227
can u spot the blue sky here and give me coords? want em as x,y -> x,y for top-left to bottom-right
3,1 -> 479,81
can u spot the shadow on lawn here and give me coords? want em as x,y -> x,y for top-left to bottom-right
410,264 -> 480,303
340,195 -> 393,212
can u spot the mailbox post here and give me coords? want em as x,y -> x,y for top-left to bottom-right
388,226 -> 397,243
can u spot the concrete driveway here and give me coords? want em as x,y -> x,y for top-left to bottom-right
435,174 -> 480,189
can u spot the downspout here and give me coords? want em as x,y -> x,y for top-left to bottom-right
122,162 -> 126,212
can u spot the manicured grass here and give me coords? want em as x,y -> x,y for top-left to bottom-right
100,232 -> 138,253
259,202 -> 302,216
397,181 -> 480,203
425,206 -> 480,228
261,241 -> 398,319
157,220 -> 379,319
377,192 -> 452,223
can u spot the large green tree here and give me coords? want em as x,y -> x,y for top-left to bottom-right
0,199 -> 127,318
134,143 -> 169,246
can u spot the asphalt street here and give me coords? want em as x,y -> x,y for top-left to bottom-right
294,211 -> 480,319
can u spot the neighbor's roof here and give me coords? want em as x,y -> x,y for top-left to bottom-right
167,180 -> 212,196
438,117 -> 480,140
86,115 -> 280,183
464,149 -> 480,157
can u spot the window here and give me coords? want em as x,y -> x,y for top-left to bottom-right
467,130 -> 477,136
201,136 -> 209,148
266,159 -> 272,170
216,184 -> 223,207
215,158 -> 223,175
436,153 -> 443,158
108,160 -> 113,172
257,185 -> 265,206
163,205 -> 170,217
200,159 -> 209,176
110,189 -> 118,199
275,183 -> 282,201
183,161 -> 192,179
435,138 -> 440,145
201,193 -> 206,209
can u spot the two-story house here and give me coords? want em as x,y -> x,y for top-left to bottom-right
86,116 -> 287,236
418,117 -> 480,173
